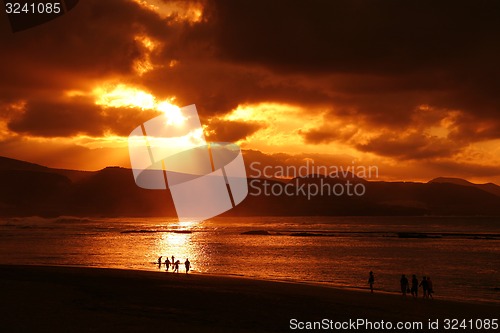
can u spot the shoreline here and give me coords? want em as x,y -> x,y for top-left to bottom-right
1,264 -> 498,332
6,263 -> 499,306
194,271 -> 500,306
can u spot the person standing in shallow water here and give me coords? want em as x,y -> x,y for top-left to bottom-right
157,256 -> 162,269
400,274 -> 409,296
174,260 -> 180,273
411,275 -> 418,298
164,258 -> 171,272
420,276 -> 428,298
185,258 -> 191,274
368,271 -> 375,293
427,276 -> 434,299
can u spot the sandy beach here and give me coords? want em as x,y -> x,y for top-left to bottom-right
0,265 -> 498,333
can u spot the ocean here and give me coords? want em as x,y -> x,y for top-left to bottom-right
1,216 -> 499,304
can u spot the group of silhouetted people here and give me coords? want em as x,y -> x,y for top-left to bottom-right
400,274 -> 433,298
157,255 -> 190,274
368,271 -> 434,298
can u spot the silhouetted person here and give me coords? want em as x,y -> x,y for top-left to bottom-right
400,274 -> 409,296
427,276 -> 434,299
368,271 -> 375,293
157,256 -> 162,269
174,260 -> 180,273
185,258 -> 191,274
165,258 -> 171,271
420,276 -> 428,298
171,255 -> 175,266
411,275 -> 418,298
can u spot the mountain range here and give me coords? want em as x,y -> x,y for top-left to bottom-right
1,156 -> 499,217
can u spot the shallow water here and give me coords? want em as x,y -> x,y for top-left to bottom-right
0,216 -> 499,303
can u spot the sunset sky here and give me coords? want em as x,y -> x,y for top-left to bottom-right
1,0 -> 499,183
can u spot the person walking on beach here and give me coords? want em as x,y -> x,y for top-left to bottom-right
427,276 -> 434,299
400,274 -> 409,296
165,258 -> 171,271
420,276 -> 428,298
368,271 -> 375,293
157,256 -> 162,269
411,275 -> 418,298
185,258 -> 191,274
174,260 -> 180,273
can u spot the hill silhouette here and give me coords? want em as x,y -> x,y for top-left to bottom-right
429,177 -> 500,197
0,156 -> 499,217
0,156 -> 49,172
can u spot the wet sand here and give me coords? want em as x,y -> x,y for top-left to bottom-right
0,265 -> 498,332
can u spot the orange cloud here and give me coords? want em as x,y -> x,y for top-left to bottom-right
1,0 -> 500,186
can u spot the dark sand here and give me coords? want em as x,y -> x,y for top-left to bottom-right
0,265 -> 498,332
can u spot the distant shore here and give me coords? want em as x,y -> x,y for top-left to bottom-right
1,265 -> 498,332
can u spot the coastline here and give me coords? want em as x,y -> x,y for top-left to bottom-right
1,265 -> 498,332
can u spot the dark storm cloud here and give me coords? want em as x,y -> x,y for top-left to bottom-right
300,115 -> 465,161
356,132 -> 461,160
7,98 -> 161,137
447,113 -> 500,142
209,0 -> 500,74
7,98 -> 104,137
206,119 -> 264,142
300,125 -> 359,145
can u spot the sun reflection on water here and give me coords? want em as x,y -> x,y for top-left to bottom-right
149,220 -> 208,273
